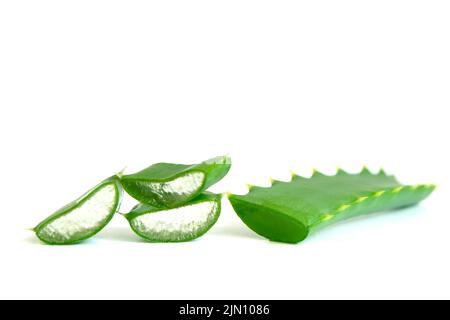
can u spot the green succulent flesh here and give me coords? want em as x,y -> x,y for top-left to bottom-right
228,169 -> 436,244
34,177 -> 123,245
125,193 -> 222,242
120,155 -> 231,207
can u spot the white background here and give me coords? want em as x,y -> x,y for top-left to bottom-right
1,1 -> 449,299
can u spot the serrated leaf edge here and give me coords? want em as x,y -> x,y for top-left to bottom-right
236,166 -> 395,196
311,183 -> 436,227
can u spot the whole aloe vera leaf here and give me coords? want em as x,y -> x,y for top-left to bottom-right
34,177 -> 123,245
228,168 -> 436,244
120,155 -> 231,207
124,193 -> 222,242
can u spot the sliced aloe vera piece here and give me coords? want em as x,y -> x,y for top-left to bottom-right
120,155 -> 231,207
34,177 -> 123,245
124,193 -> 221,242
228,168 -> 436,244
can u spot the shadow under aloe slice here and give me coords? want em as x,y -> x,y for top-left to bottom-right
120,155 -> 231,208
124,193 -> 222,242
33,176 -> 123,245
228,168 -> 436,244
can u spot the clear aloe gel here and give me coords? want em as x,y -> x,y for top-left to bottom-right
120,155 -> 231,208
124,193 -> 222,242
33,177 -> 123,245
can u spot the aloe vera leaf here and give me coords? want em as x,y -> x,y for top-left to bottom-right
34,177 -> 123,245
124,193 -> 222,242
120,155 -> 231,207
228,168 -> 436,244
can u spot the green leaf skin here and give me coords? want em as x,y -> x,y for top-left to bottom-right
124,193 -> 222,242
34,177 -> 123,245
228,168 -> 436,244
120,155 -> 231,208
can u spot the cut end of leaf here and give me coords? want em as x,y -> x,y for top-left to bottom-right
229,196 -> 309,244
34,181 -> 122,245
120,155 -> 231,207
124,171 -> 205,207
127,195 -> 221,242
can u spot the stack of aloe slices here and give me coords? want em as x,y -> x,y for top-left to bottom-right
33,156 -> 231,245
121,156 -> 230,242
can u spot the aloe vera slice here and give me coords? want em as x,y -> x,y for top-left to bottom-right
34,177 -> 123,245
124,193 -> 221,242
120,155 -> 231,207
228,168 -> 436,244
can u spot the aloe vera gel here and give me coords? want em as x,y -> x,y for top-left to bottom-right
34,177 -> 123,245
125,193 -> 222,242
33,156 -> 231,244
120,156 -> 231,207
120,156 -> 230,242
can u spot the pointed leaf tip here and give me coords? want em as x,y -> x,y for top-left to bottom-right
120,212 -> 133,221
206,155 -> 232,165
116,166 -> 127,178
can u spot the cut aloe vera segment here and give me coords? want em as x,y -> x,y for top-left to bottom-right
120,155 -> 231,208
125,193 -> 221,242
228,168 -> 436,244
34,177 -> 123,245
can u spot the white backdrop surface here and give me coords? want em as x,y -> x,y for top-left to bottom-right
0,1 -> 449,299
